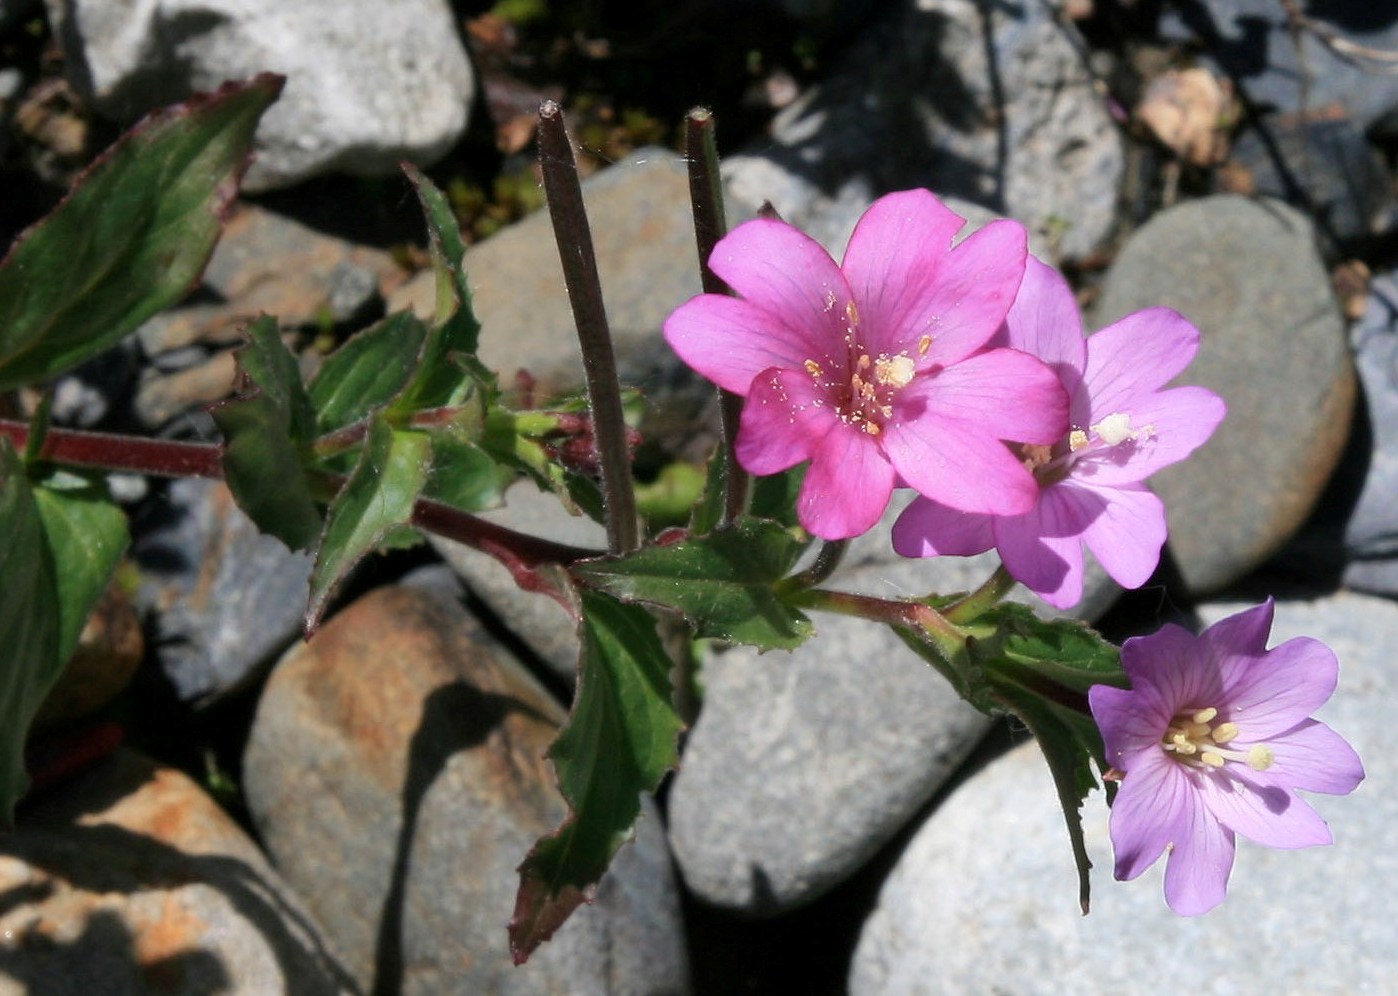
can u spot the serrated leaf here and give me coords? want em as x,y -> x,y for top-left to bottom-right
0,440 -> 60,824
424,431 -> 513,512
571,517 -> 813,650
393,164 -> 494,413
308,310 -> 430,433
0,75 -> 283,390
211,315 -> 323,550
977,603 -> 1125,694
31,470 -> 131,665
510,590 -> 682,962
305,415 -> 432,631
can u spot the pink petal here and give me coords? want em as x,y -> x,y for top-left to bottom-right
991,491 -> 1099,609
1201,598 -> 1275,660
1162,787 -> 1236,916
707,218 -> 857,357
901,347 -> 1068,446
1083,307 -> 1203,416
1073,385 -> 1227,487
1218,636 -> 1339,740
839,190 -> 967,358
902,220 -> 1029,368
1255,719 -> 1364,795
1197,768 -> 1333,849
1120,625 -> 1225,719
664,294 -> 825,395
796,419 -> 897,539
1106,752 -> 1190,881
735,366 -> 835,475
1076,482 -> 1167,589
882,412 -> 1039,515
890,496 -> 996,558
999,255 -> 1087,393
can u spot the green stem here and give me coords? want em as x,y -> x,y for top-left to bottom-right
787,586 -> 966,648
943,563 -> 1018,625
537,100 -> 639,555
684,107 -> 748,525
783,538 -> 847,591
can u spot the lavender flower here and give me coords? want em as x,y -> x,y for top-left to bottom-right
1088,600 -> 1363,915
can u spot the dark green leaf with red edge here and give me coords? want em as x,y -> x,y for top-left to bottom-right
305,414 -> 432,632
510,590 -> 683,963
570,517 -> 812,650
0,75 -> 283,391
423,431 -> 513,513
308,310 -> 430,433
211,316 -> 323,551
0,440 -> 60,824
392,164 -> 495,413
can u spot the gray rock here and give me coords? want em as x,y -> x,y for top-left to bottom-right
1343,271 -> 1398,593
1093,196 -> 1355,595
0,749 -> 356,995
242,584 -> 689,995
132,476 -> 312,704
666,494 -> 1117,916
849,591 -> 1386,994
45,0 -> 475,191
1161,0 -> 1398,131
722,0 -> 1123,262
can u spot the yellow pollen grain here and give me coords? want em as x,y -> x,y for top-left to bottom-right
846,300 -> 860,326
874,354 -> 916,389
1193,707 -> 1218,724
918,334 -> 932,355
857,354 -> 871,370
1248,745 -> 1275,771
1212,722 -> 1239,743
1068,429 -> 1089,452
862,421 -> 881,436
1200,752 -> 1226,768
804,359 -> 823,378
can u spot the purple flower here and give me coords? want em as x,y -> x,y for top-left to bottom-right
1088,600 -> 1364,916
891,256 -> 1227,608
663,190 -> 1067,540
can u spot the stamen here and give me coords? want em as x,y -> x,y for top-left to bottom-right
918,334 -> 932,355
1200,752 -> 1225,768
1211,722 -> 1239,743
1068,429 -> 1089,452
1192,708 -> 1218,724
804,359 -> 823,378
845,300 -> 860,327
874,354 -> 915,388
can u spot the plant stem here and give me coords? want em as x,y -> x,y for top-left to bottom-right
783,538 -> 847,590
537,100 -> 639,555
685,107 -> 748,525
944,563 -> 1018,625
786,585 -> 966,647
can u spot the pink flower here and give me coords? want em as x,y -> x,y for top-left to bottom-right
663,190 -> 1068,539
1088,600 -> 1364,916
891,256 -> 1226,608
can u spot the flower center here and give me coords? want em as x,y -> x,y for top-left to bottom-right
801,304 -> 930,437
1161,706 -> 1275,772
1017,411 -> 1155,487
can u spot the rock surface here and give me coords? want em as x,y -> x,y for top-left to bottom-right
242,584 -> 689,995
1343,269 -> 1398,593
132,477 -> 313,705
850,591 -> 1385,994
722,0 -> 1123,261
0,749 -> 355,995
1093,196 -> 1355,595
45,0 -> 475,190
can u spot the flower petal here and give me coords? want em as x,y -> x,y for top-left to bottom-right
796,419 -> 897,540
1073,385 -> 1227,487
1076,482 -> 1167,590
1090,684 -> 1168,764
1106,752 -> 1190,881
1218,636 -> 1340,740
708,217 -> 857,357
735,366 -> 833,475
1120,624 -> 1225,719
1196,768 -> 1333,849
883,411 -> 1039,515
839,189 -> 967,357
664,294 -> 823,394
896,220 -> 1029,367
997,255 -> 1087,398
890,496 -> 996,558
1162,787 -> 1236,916
1255,719 -> 1365,796
1083,307 -> 1203,415
991,490 -> 1100,609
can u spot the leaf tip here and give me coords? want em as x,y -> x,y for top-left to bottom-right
507,870 -> 592,965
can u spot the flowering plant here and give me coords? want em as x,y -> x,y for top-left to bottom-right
0,82 -> 1361,964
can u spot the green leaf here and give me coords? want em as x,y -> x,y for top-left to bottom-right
211,316 -> 323,550
393,164 -> 494,412
308,310 -> 430,433
987,664 -> 1112,914
423,432 -> 513,512
305,415 -> 432,631
0,441 -> 60,824
571,517 -> 812,650
750,463 -> 808,530
31,470 -> 131,665
975,603 -> 1125,694
688,445 -> 729,535
0,75 -> 283,391
510,590 -> 683,963
634,462 -> 705,527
